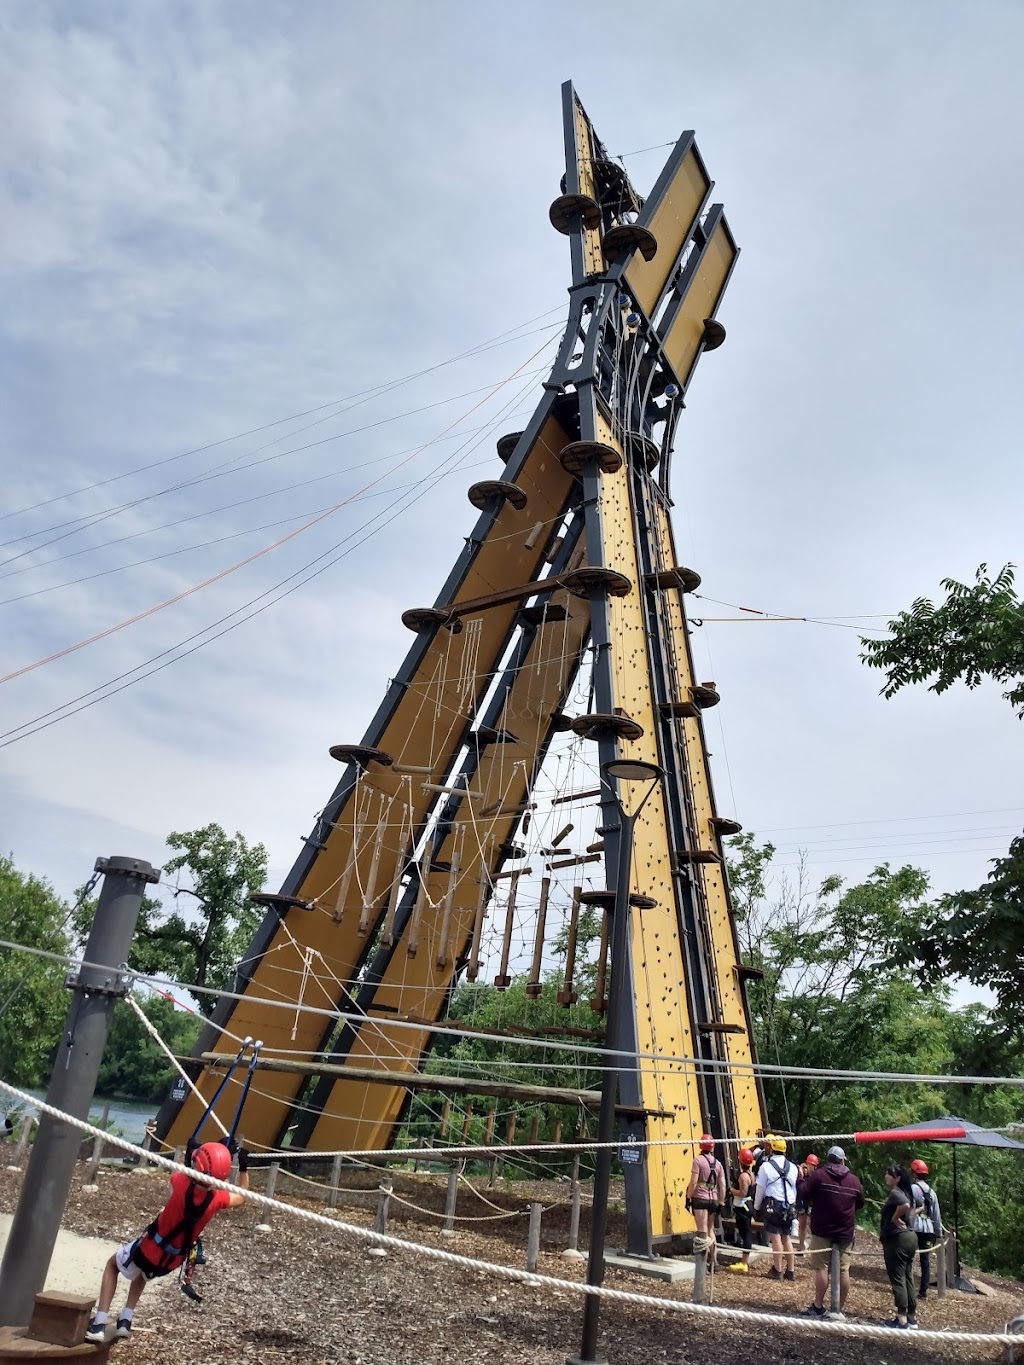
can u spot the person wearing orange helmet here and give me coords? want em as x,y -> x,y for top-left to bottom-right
796,1153 -> 819,1252
85,1140 -> 248,1344
686,1134 -> 727,1266
728,1147 -> 757,1272
909,1158 -> 943,1300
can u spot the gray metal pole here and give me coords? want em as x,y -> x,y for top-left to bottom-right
0,855 -> 159,1326
830,1243 -> 841,1313
568,804 -> 635,1365
526,1202 -> 543,1273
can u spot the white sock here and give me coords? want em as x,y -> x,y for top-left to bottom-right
119,1307 -> 135,1323
93,1311 -> 108,1326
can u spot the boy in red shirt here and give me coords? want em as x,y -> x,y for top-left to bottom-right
85,1140 -> 248,1343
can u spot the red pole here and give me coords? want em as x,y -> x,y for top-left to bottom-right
854,1126 -> 967,1144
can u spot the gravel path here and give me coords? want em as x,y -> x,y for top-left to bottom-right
2,1165 -> 1020,1364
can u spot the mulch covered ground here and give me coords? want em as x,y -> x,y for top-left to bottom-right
2,1164 -> 1021,1364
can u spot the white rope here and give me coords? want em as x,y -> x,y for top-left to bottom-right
0,1078 -> 1015,1348
8,935 -> 1024,1092
124,993 -> 228,1137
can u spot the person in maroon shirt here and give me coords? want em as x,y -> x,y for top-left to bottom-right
800,1144 -> 865,1317
85,1141 -> 248,1344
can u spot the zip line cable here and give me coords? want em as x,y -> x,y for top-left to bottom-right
0,335 -> 562,572
0,364 -> 550,747
0,307 -> 564,530
0,412 -> 532,589
1,1083 -> 1018,1350
0,336 -> 556,690
0,408 -> 537,609
1,935 -> 1022,1091
758,805 -> 1024,835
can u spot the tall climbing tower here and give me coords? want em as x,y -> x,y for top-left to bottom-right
160,84 -> 766,1255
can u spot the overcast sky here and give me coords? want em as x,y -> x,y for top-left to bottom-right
2,1 -> 1022,955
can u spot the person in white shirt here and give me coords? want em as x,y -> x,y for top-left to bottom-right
753,1135 -> 798,1280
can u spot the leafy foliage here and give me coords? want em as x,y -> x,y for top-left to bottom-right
728,835 -> 1024,1279
903,834 -> 1024,1045
860,562 -> 1024,715
75,823 -> 268,1016
0,855 -> 73,1086
95,992 -> 203,1102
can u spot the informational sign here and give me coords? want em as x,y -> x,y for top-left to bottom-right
619,1135 -> 643,1165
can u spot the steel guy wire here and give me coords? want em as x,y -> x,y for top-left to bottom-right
0,309 -> 564,533
0,1080 -> 1018,1348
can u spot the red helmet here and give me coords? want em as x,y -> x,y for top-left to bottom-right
192,1142 -> 232,1181
804,1154 -> 819,1167
699,1134 -> 715,1152
738,1148 -> 754,1166
910,1158 -> 929,1176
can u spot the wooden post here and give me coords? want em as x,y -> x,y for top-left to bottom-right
327,1153 -> 344,1209
6,1115 -> 33,1172
435,853 -> 461,969
440,1098 -> 452,1141
553,1119 -> 563,1146
562,1155 -> 584,1259
937,1238 -> 947,1299
466,846 -> 492,982
526,1202 -> 542,1273
484,1109 -> 496,1145
461,1103 -> 473,1144
81,1102 -> 110,1190
494,870 -> 523,988
525,877 -> 551,998
693,1247 -> 708,1303
557,886 -> 582,1005
173,1144 -> 185,1166
830,1243 -> 841,1313
255,1162 -> 279,1233
367,1178 -> 393,1258
441,1161 -> 462,1236
496,1112 -> 515,1180
528,1113 -> 540,1148
406,845 -> 433,958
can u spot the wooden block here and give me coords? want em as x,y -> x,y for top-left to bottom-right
27,1294 -> 94,1349
0,1324 -> 111,1360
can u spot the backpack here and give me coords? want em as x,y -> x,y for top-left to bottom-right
760,1157 -> 796,1224
915,1181 -> 936,1233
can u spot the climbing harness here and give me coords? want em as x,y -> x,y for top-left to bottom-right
178,1037 -> 262,1303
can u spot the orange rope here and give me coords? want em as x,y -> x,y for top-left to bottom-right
1,339 -> 552,688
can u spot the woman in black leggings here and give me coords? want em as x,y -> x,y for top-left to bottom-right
880,1164 -> 919,1329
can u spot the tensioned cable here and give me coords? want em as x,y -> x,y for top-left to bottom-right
1,936 -> 1021,1090
0,307 -> 563,530
0,1084 -> 1018,1348
0,360 -> 549,747
758,805 -> 1024,835
0,336 -> 555,689
0,337 -> 560,570
0,410 -> 535,588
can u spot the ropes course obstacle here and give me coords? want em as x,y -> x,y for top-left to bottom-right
156,81 -> 764,1261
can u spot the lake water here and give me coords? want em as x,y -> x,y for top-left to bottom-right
16,1091 -> 157,1147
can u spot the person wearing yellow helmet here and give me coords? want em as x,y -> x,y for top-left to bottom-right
753,1136 -> 798,1280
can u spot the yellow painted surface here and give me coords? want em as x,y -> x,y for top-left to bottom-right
573,97 -> 604,278
661,218 -> 736,382
625,147 -> 710,318
165,415 -> 580,1151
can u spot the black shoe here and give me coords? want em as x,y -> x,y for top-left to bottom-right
884,1319 -> 909,1330
907,1319 -> 920,1330
84,1319 -> 107,1344
114,1318 -> 132,1341
784,1269 -> 796,1281
802,1304 -> 826,1318
918,1290 -> 927,1299
765,1267 -> 783,1279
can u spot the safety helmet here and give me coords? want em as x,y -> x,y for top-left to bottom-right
738,1148 -> 755,1166
699,1134 -> 715,1152
192,1141 -> 232,1181
804,1154 -> 819,1167
910,1158 -> 929,1176
771,1136 -> 787,1154
762,1133 -> 777,1149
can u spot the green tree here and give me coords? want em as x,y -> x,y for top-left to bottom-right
860,562 -> 1024,716
75,824 -> 268,1016
906,835 -> 1024,1045
96,993 -> 203,1102
0,855 -> 73,1086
